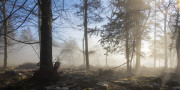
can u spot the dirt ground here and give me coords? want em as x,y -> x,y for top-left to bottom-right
0,66 -> 179,90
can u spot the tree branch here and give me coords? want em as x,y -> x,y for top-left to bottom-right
0,3 -> 37,36
7,35 -> 39,44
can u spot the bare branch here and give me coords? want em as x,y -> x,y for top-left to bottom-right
7,35 -> 39,44
0,3 -> 37,36
0,0 -> 28,23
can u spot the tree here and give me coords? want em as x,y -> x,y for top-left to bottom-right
105,50 -> 108,67
0,0 -> 55,75
33,0 -> 57,81
0,0 -> 23,68
74,0 -> 103,69
1,0 -> 8,69
84,0 -> 89,69
0,0 -> 38,45
154,0 -> 157,68
62,39 -> 79,65
38,0 -> 41,58
21,27 -> 34,42
135,0 -> 151,70
168,13 -> 177,68
176,0 -> 180,80
100,0 -> 150,74
157,0 -> 175,69
40,0 -> 53,72
149,35 -> 165,67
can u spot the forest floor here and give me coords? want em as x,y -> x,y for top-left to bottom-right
0,64 -> 179,90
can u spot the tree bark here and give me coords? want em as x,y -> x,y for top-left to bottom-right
176,26 -> 180,80
154,0 -> 157,68
126,28 -> 130,74
169,49 -> 172,68
84,0 -> 89,69
176,5 -> 180,80
136,33 -> 141,70
154,27 -> 157,68
38,0 -> 41,57
82,37 -> 86,66
130,37 -> 135,71
39,0 -> 53,73
164,13 -> 168,69
2,0 -> 8,69
105,51 -> 108,67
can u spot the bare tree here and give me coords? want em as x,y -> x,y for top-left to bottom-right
1,0 -> 8,69
84,0 -> 89,69
154,0 -> 157,68
74,0 -> 103,69
157,0 -> 175,69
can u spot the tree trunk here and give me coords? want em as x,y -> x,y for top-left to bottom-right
82,37 -> 86,66
154,1 -> 157,68
176,6 -> 180,80
176,26 -> 180,80
105,51 -> 108,67
84,0 -> 89,69
126,29 -> 130,74
130,37 -> 135,71
171,49 -> 175,68
38,0 -> 41,56
2,0 -> 8,69
158,45 -> 161,67
71,51 -> 74,65
136,33 -> 141,70
169,49 -> 172,68
37,0 -> 54,81
164,13 -> 168,69
154,28 -> 157,68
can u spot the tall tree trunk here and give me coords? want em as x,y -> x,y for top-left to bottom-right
154,28 -> 157,68
169,49 -> 172,68
71,51 -> 74,65
105,51 -> 108,67
82,37 -> 86,66
38,0 -> 41,56
154,0 -> 157,68
176,25 -> 180,80
171,49 -> 174,68
158,45 -> 161,67
176,4 -> 180,80
164,13 -> 168,69
126,29 -> 130,74
39,0 -> 53,75
84,0 -> 89,69
136,33 -> 141,70
2,0 -> 8,69
130,37 -> 135,71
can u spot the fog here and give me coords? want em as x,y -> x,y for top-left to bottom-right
0,36 -> 126,67
1,0 -> 180,89
1,35 -> 177,69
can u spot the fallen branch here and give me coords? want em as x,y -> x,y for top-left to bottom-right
110,62 -> 127,70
